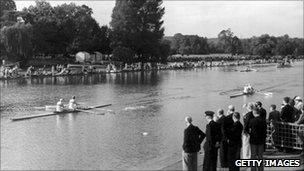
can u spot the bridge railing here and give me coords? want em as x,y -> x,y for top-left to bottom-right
266,121 -> 304,150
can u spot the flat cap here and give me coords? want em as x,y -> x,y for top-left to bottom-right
205,111 -> 215,117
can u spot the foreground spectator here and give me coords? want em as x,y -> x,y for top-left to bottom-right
296,106 -> 304,124
221,105 -> 235,167
227,112 -> 243,171
268,104 -> 281,122
216,109 -> 226,167
182,116 -> 206,171
294,96 -> 303,111
242,102 -> 255,159
256,101 -> 267,120
203,111 -> 221,171
249,107 -> 267,171
281,97 -> 294,122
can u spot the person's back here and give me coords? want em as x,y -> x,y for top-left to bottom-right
249,116 -> 267,145
56,99 -> 64,112
269,110 -> 280,122
281,104 -> 294,122
182,116 -> 205,171
183,124 -> 205,153
68,96 -> 77,110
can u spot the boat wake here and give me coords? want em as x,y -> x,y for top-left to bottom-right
124,106 -> 146,111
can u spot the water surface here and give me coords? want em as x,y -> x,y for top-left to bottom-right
1,62 -> 303,170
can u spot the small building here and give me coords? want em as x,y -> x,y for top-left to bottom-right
75,51 -> 91,63
91,52 -> 103,63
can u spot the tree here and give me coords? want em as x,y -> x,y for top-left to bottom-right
218,28 -> 242,55
110,0 -> 166,65
252,34 -> 277,58
112,46 -> 135,63
0,22 -> 33,62
0,0 -> 16,17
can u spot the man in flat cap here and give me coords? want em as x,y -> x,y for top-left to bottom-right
203,111 -> 221,171
182,116 -> 206,171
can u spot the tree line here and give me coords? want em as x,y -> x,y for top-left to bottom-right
166,29 -> 304,58
0,0 -> 303,66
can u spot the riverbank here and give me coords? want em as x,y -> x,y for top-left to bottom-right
1,59 -> 302,81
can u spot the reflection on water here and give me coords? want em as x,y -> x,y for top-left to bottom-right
1,62 -> 303,170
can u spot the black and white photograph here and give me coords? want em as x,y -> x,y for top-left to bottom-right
0,0 -> 303,170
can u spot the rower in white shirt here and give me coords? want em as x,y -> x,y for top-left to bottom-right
56,99 -> 65,112
68,96 -> 78,110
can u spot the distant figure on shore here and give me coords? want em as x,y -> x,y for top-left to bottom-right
256,101 -> 267,120
182,116 -> 205,171
227,112 -> 243,171
248,107 -> 267,171
221,105 -> 235,167
268,104 -> 281,122
242,102 -> 255,159
281,97 -> 294,122
203,111 -> 221,171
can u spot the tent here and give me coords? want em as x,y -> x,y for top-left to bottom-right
75,51 -> 91,63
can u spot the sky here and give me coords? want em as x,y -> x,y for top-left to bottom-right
15,0 -> 303,38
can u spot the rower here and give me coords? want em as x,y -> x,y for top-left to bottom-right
247,84 -> 254,92
68,96 -> 78,110
243,84 -> 250,94
56,99 -> 65,112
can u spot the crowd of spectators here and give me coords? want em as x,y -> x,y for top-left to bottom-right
182,96 -> 303,171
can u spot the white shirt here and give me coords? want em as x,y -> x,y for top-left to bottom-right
56,101 -> 64,112
68,99 -> 76,110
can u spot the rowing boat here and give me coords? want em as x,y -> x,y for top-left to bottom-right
229,92 -> 254,98
11,104 -> 111,121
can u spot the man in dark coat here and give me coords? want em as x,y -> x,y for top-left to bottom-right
221,105 -> 235,167
203,111 -> 221,171
256,101 -> 267,120
249,108 -> 267,171
183,116 -> 206,171
215,109 -> 226,168
227,112 -> 243,171
281,97 -> 294,122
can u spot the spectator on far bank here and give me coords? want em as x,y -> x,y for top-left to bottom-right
268,104 -> 281,122
281,97 -> 294,122
182,116 -> 205,171
256,101 -> 267,120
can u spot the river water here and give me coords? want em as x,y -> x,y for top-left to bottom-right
1,61 -> 303,170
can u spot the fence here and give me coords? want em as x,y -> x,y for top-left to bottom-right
266,121 -> 304,150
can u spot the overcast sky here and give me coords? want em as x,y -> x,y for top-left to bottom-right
15,1 -> 303,38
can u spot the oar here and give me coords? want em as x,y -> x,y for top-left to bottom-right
90,104 -> 112,109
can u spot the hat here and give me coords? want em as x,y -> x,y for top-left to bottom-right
295,96 -> 302,101
205,111 -> 215,117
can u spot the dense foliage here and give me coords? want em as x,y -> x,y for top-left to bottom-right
0,0 -> 111,63
110,0 -> 169,63
0,0 -> 303,65
165,31 -> 304,57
